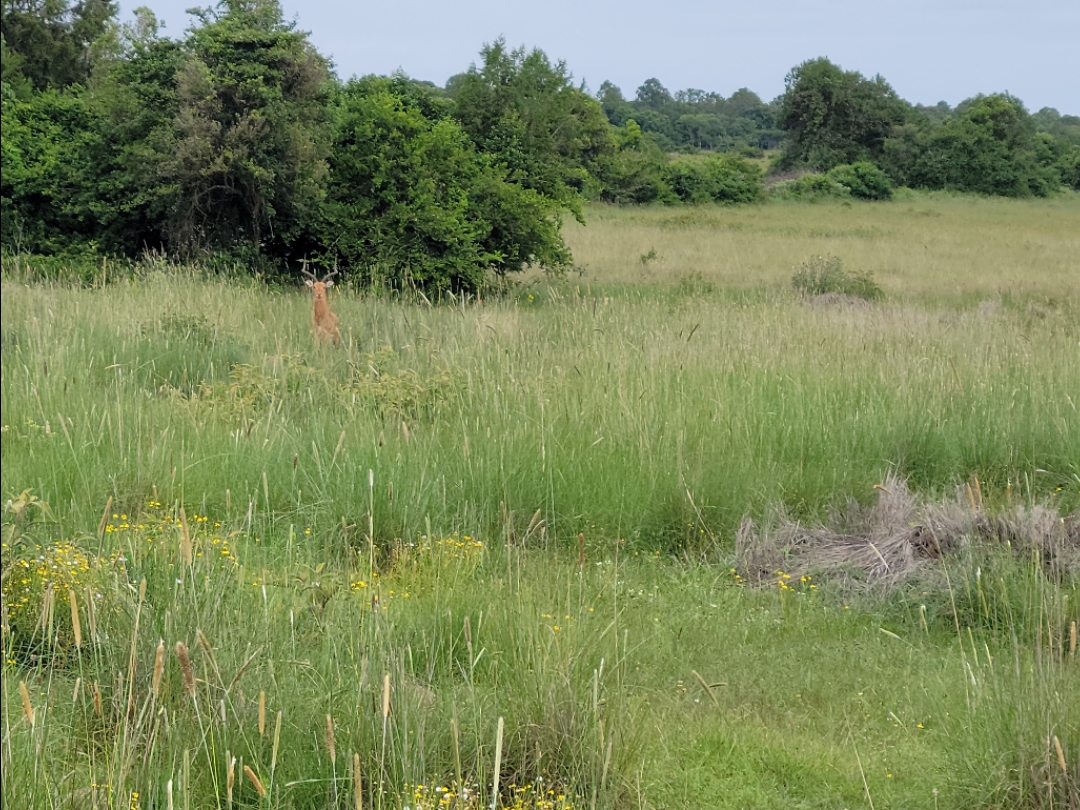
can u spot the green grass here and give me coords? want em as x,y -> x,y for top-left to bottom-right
2,195 -> 1079,809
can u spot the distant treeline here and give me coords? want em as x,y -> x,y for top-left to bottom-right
2,0 -> 1078,290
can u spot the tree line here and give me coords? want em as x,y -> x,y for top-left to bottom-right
3,0 -> 1078,291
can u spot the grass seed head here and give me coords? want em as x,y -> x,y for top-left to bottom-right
226,752 -> 235,804
175,641 -> 195,696
19,681 -> 34,726
243,765 -> 266,797
179,507 -> 192,566
68,588 -> 81,648
152,640 -> 165,698
353,753 -> 363,810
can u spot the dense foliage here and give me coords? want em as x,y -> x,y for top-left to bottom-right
2,3 -> 1077,287
597,78 -> 783,155
778,58 -> 1079,196
315,76 -> 571,291
777,58 -> 910,171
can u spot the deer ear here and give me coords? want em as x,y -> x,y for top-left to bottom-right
304,279 -> 314,287
324,280 -> 334,287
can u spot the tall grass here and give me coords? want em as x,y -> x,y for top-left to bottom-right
2,196 -> 1078,808
2,257 -> 1076,547
558,195 -> 1080,298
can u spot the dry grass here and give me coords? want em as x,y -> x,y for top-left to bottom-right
558,196 -> 1080,296
736,473 -> 1080,587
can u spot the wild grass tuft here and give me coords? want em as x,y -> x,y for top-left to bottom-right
791,254 -> 884,301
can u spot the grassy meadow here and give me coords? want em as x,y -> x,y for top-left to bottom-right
2,195 -> 1079,809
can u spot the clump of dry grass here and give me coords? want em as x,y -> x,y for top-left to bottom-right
736,474 -> 1079,587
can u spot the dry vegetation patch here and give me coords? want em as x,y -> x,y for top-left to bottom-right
736,474 -> 1080,587
559,197 -> 1080,295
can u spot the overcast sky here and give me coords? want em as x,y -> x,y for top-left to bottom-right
121,0 -> 1079,114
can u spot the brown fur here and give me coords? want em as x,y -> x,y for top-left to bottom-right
305,278 -> 342,345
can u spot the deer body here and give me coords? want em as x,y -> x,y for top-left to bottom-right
304,270 -> 342,345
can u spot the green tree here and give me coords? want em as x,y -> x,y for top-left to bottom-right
450,38 -> 615,214
1032,107 -> 1080,146
676,113 -> 726,150
635,77 -> 672,110
317,76 -> 571,292
67,7 -> 184,253
879,121 -> 929,187
726,88 -> 764,118
595,80 -> 781,155
0,85 -> 99,251
597,80 -> 634,126
2,32 -> 32,97
1,0 -> 117,91
911,94 -> 1058,196
158,0 -> 330,260
778,57 -> 910,171
598,119 -> 669,204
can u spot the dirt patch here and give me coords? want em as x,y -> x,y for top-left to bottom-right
736,474 -> 1079,588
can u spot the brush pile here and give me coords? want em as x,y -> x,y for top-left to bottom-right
736,474 -> 1080,588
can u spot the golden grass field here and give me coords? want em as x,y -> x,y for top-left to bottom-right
558,195 -> 1080,297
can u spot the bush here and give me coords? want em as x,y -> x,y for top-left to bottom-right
791,254 -> 883,300
662,153 -> 763,204
767,172 -> 851,201
316,78 -> 572,292
598,120 -> 670,204
827,161 -> 893,200
910,94 -> 1059,197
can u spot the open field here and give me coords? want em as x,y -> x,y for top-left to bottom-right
3,196 -> 1079,809
559,195 -> 1080,298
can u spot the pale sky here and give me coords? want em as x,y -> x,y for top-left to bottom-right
121,0 -> 1079,114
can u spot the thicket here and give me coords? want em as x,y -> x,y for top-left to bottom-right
777,58 -> 1080,196
596,78 -> 783,154
2,6 -> 591,290
2,1 -> 1078,290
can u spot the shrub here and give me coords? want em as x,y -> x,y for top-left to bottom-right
662,154 -> 763,204
791,254 -> 883,300
826,161 -> 893,200
315,77 -> 573,293
767,172 -> 851,201
598,120 -> 670,204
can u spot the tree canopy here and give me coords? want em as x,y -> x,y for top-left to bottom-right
778,57 -> 911,171
2,5 -> 1078,289
449,38 -> 615,217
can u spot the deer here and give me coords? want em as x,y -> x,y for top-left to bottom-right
302,266 -> 342,345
